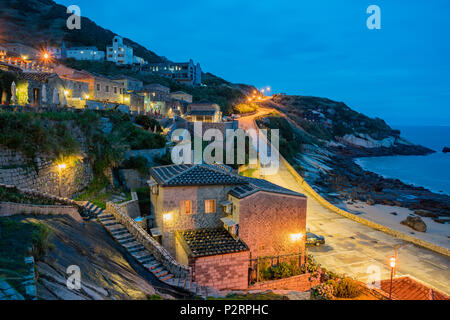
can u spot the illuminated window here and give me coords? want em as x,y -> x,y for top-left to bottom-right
181,200 -> 192,214
205,200 -> 216,214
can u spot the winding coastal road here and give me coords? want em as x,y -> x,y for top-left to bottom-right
238,108 -> 450,295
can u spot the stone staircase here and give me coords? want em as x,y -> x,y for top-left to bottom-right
79,201 -> 105,217
97,212 -> 219,298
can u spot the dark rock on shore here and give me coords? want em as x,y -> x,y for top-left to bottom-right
414,210 -> 439,218
443,147 -> 450,153
331,143 -> 434,158
400,216 -> 427,232
314,153 -> 450,218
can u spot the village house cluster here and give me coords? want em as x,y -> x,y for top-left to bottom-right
147,164 -> 307,289
0,39 -> 205,117
0,37 -> 309,292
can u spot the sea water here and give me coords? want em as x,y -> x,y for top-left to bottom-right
355,126 -> 450,195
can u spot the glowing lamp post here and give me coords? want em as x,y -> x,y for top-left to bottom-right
57,163 -> 66,197
291,232 -> 306,268
389,257 -> 396,299
163,212 -> 172,223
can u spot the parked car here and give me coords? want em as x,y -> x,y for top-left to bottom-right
306,232 -> 325,246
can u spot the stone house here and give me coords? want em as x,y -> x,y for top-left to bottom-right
148,163 -> 307,289
15,72 -> 65,107
142,59 -> 202,86
185,103 -> 222,123
123,91 -> 145,114
112,75 -> 143,92
170,91 -> 193,103
138,84 -> 171,115
54,65 -> 125,104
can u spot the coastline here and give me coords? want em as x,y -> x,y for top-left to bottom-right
355,153 -> 450,196
299,146 -> 450,249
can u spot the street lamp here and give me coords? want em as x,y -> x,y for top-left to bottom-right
389,257 -> 396,299
57,163 -> 66,197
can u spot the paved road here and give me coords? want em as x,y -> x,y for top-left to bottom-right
238,109 -> 450,295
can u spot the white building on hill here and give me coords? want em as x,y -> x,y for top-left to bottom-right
66,46 -> 105,61
107,36 -> 134,65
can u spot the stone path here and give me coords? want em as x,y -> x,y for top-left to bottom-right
97,212 -> 220,298
239,109 -> 450,295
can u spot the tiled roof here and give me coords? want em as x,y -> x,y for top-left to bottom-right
17,72 -> 56,82
187,110 -> 217,116
380,276 -> 449,300
176,228 -> 249,258
150,164 -> 246,187
150,164 -> 305,198
229,177 -> 305,199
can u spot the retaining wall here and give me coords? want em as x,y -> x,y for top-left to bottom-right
248,273 -> 319,292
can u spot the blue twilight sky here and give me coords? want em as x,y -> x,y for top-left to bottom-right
56,0 -> 450,126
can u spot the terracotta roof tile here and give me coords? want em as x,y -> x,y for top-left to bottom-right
176,228 -> 249,258
380,276 -> 449,300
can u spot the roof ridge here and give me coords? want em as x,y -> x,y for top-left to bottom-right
199,164 -> 246,182
163,164 -> 197,184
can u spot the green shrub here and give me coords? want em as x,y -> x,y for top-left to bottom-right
31,223 -> 53,260
135,115 -> 162,133
259,260 -> 302,281
121,156 -> 149,174
234,103 -> 257,114
332,278 -> 361,298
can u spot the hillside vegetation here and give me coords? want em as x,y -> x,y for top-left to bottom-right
0,0 -> 163,63
0,110 -> 166,176
270,95 -> 400,141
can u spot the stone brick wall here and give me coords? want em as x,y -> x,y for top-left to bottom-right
152,184 -> 234,256
236,191 -> 307,259
118,197 -> 141,219
0,201 -> 83,223
248,273 -> 319,292
0,147 -> 93,197
189,251 -> 250,290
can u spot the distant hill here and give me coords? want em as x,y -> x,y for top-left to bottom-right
0,0 -> 164,63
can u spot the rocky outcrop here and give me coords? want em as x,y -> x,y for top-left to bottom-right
25,214 -> 171,300
400,216 -> 427,233
443,147 -> 450,153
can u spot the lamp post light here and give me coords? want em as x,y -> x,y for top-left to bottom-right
57,163 -> 66,197
291,232 -> 306,268
389,256 -> 396,299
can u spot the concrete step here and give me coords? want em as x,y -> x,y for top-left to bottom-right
103,221 -> 120,227
97,213 -> 113,219
128,247 -> 146,254
132,250 -> 150,259
144,262 -> 159,270
122,241 -> 140,249
137,255 -> 154,263
116,233 -> 134,241
159,273 -> 177,287
98,216 -> 115,223
111,229 -> 129,236
155,270 -> 169,278
152,266 -> 163,274
105,224 -> 126,232
92,207 -> 103,215
85,202 -> 95,211
118,237 -> 135,244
